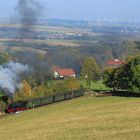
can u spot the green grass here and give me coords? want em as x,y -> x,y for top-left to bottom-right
80,80 -> 111,91
0,96 -> 140,140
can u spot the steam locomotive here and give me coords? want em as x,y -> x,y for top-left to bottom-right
6,89 -> 84,113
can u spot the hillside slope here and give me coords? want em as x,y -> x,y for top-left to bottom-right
0,97 -> 140,140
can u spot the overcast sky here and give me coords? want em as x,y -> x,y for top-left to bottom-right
0,0 -> 140,21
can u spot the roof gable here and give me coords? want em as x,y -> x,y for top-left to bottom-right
107,59 -> 124,65
57,69 -> 75,76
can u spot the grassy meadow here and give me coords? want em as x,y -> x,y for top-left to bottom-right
0,96 -> 140,140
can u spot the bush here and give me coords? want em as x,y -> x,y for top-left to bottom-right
53,78 -> 81,94
0,100 -> 6,113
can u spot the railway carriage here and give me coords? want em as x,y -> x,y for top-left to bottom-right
7,89 -> 84,113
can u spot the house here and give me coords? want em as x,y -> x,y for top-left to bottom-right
107,59 -> 124,66
52,66 -> 76,78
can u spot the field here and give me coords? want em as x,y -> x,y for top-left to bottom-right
0,24 -> 94,34
0,96 -> 140,140
0,38 -> 98,48
0,23 -> 98,48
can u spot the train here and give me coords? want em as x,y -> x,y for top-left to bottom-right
6,89 -> 84,113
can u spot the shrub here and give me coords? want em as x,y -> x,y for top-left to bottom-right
14,80 -> 33,101
0,100 -> 6,113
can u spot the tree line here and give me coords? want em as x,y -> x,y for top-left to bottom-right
103,56 -> 140,93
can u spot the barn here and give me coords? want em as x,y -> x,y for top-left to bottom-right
52,66 -> 76,78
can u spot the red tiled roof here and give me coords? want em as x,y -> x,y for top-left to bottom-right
52,66 -> 76,76
107,59 -> 124,65
57,69 -> 75,76
53,67 -> 76,76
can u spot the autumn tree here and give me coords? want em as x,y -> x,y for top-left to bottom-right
53,80 -> 67,94
0,52 -> 10,65
65,77 -> 80,91
80,56 -> 100,89
14,80 -> 33,101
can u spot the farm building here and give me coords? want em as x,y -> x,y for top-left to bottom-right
52,66 -> 76,78
107,59 -> 124,66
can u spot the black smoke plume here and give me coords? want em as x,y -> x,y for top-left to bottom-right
15,0 -> 43,38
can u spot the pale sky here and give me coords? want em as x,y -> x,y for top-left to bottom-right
0,0 -> 140,21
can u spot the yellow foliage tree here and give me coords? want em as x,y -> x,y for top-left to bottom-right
34,85 -> 45,97
65,78 -> 80,91
14,80 -> 33,101
22,80 -> 32,97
